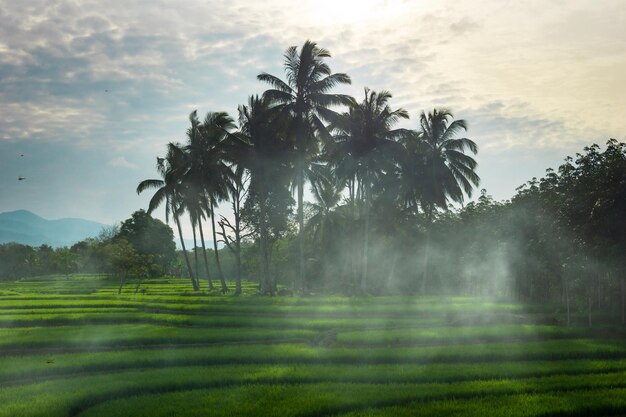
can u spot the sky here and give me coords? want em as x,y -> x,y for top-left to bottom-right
0,0 -> 624,239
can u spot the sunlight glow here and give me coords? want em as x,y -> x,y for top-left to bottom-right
307,0 -> 408,26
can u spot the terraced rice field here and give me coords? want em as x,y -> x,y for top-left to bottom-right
1,275 -> 625,416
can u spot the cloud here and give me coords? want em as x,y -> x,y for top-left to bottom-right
0,0 -> 624,229
107,156 -> 137,169
449,17 -> 481,36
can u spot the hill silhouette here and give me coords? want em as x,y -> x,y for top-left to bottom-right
0,210 -> 107,247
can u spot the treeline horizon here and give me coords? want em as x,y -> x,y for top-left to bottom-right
1,40 -> 624,325
0,139 -> 624,323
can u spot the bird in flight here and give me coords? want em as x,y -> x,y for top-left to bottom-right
18,176 -> 26,181
20,154 -> 24,157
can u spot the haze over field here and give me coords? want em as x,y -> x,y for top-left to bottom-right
0,0 -> 624,239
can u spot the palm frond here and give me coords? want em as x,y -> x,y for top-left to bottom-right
257,73 -> 293,93
137,179 -> 164,194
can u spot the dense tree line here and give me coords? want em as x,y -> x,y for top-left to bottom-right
424,140 -> 626,324
3,40 -> 623,325
0,210 -> 178,284
138,40 -> 480,296
136,40 -> 624,323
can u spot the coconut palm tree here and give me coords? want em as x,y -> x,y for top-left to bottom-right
238,95 -> 292,295
258,40 -> 352,293
185,111 -> 215,291
196,111 -> 239,293
305,166 -> 344,288
137,143 -> 199,290
327,88 -> 409,293
410,108 -> 480,293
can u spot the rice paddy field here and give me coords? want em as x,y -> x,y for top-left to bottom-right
1,274 -> 626,417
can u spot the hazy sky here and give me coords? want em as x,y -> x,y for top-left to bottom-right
0,0 -> 624,238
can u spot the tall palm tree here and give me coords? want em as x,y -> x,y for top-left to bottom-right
410,108 -> 480,293
137,143 -> 199,290
238,95 -> 291,295
197,111 -> 239,293
258,40 -> 352,293
305,166 -> 344,289
185,111 -> 214,291
238,96 -> 271,294
327,88 -> 409,293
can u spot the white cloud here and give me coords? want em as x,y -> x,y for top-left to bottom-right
0,0 -> 624,222
107,156 -> 137,169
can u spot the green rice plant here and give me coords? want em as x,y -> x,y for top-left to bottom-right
336,324 -> 586,345
338,388 -> 626,417
6,356 -> 626,388
3,339 -> 626,384
0,324 -> 316,350
0,369 -> 618,417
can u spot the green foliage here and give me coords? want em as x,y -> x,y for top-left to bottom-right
117,210 -> 177,277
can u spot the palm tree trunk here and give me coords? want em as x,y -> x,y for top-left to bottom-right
192,223 -> 199,289
298,159 -> 305,294
620,278 -> 626,325
211,199 -> 228,293
360,180 -> 370,294
230,179 -> 244,296
319,214 -> 326,290
564,275 -> 571,326
352,177 -> 361,294
198,217 -> 214,291
235,240 -> 242,295
259,188 -> 270,295
421,206 -> 432,295
175,215 -> 197,291
587,291 -> 592,327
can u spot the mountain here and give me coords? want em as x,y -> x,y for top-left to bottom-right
0,210 -> 108,248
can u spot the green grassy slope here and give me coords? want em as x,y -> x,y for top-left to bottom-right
0,275 -> 624,417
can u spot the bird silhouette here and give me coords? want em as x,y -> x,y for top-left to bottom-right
20,154 -> 24,157
18,176 -> 26,181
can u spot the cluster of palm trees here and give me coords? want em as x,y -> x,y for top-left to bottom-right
138,40 -> 480,295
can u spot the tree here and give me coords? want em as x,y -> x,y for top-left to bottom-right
258,40 -> 352,293
218,170 -> 254,295
238,94 -> 293,295
412,109 -> 480,293
117,209 -> 177,277
304,166 -> 344,290
185,110 -> 215,291
196,111 -> 240,293
53,247 -> 77,278
137,143 -> 199,290
327,88 -> 409,292
100,238 -> 149,294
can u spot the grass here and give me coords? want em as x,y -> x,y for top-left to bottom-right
0,274 -> 624,416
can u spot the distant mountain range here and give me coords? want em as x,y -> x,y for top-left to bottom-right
0,210 -> 107,248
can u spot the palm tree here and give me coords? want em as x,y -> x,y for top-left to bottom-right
258,40 -> 352,293
327,88 -> 409,293
185,111 -> 214,291
137,143 -> 199,290
410,108 -> 480,293
197,111 -> 239,294
305,167 -> 344,289
238,95 -> 291,295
